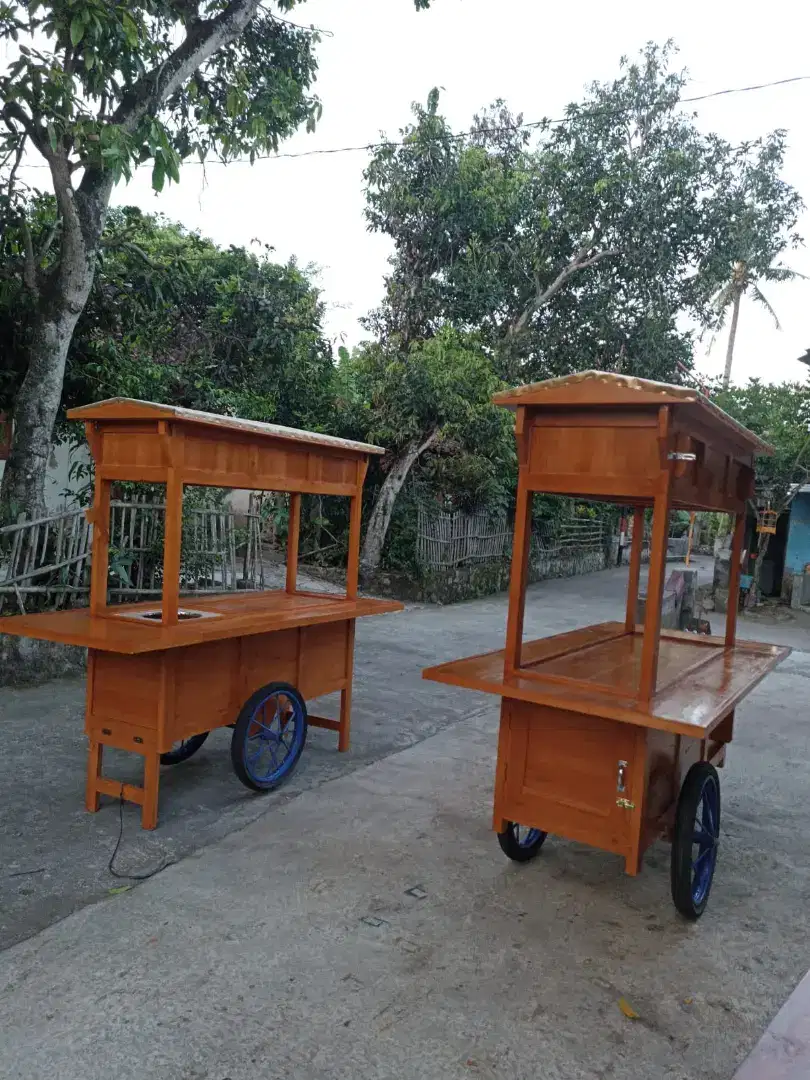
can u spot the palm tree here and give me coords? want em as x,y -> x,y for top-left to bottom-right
713,258 -> 805,390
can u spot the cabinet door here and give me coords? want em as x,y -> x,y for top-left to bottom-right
494,699 -> 640,859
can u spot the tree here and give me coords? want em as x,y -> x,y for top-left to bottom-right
355,43 -> 746,571
715,379 -> 810,598
702,133 -> 804,389
0,0 -> 431,521
335,327 -> 513,577
1,203 -> 336,434
365,45 -> 736,384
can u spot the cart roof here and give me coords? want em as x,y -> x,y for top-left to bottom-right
68,398 -> 386,456
493,371 -> 772,455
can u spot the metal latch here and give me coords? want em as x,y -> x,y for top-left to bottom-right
616,798 -> 636,810
668,452 -> 696,461
617,760 -> 627,792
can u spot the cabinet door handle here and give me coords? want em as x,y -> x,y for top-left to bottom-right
617,760 -> 628,792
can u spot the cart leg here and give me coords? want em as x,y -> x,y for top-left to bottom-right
338,686 -> 351,753
141,752 -> 160,831
86,740 -> 103,813
338,619 -> 356,753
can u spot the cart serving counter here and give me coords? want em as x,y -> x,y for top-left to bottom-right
0,399 -> 401,829
423,372 -> 789,918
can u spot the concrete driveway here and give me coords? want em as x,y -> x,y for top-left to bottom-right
2,557 -> 810,1078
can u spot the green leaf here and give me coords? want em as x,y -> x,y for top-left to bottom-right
46,122 -> 58,152
152,158 -> 165,193
70,16 -> 85,46
121,11 -> 138,47
108,885 -> 131,896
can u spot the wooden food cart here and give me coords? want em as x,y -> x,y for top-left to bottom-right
423,372 -> 789,918
0,399 -> 401,829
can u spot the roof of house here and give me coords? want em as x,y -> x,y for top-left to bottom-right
68,398 -> 385,456
492,371 -> 772,455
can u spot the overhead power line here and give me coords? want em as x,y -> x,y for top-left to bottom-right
14,73 -> 810,172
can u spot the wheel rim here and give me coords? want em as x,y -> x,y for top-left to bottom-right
243,689 -> 305,786
512,823 -> 543,848
691,775 -> 720,905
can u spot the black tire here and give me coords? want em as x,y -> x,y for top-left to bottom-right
497,821 -> 548,862
671,762 -> 721,920
160,731 -> 210,766
230,681 -> 308,793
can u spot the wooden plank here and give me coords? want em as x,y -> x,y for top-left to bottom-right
422,625 -> 790,739
625,507 -> 645,632
308,715 -> 341,732
504,411 -> 532,675
0,591 -> 403,653
88,475 -> 111,616
345,463 -> 367,600
726,511 -> 745,647
638,406 -> 672,702
162,467 -> 183,626
286,493 -> 301,594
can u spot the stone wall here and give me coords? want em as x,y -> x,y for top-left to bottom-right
0,635 -> 86,687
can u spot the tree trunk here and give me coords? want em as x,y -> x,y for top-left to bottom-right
0,165 -> 112,522
360,429 -> 439,579
0,310 -> 86,520
722,287 -> 742,390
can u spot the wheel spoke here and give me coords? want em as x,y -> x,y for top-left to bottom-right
692,847 -> 713,871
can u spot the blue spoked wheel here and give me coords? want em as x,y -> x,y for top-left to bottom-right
230,682 -> 308,793
671,762 -> 721,919
497,821 -> 548,862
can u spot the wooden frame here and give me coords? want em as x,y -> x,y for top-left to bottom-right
0,398 -> 402,828
423,371 -> 788,878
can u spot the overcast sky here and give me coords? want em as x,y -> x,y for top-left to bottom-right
106,1 -> 810,385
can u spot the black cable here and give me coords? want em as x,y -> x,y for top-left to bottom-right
108,786 -> 174,881
13,74 -> 810,170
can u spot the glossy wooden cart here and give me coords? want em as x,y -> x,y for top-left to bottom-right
0,400 -> 401,828
423,372 -> 789,918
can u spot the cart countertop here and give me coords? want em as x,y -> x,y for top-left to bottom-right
0,589 -> 403,654
423,622 -> 790,739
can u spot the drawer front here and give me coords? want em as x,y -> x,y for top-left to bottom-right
87,720 -> 157,755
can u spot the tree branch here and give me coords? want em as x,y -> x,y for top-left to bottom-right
111,0 -> 265,136
507,240 -> 622,339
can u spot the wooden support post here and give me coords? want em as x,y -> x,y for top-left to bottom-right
141,753 -> 160,830
85,741 -> 103,812
338,619 -> 357,752
625,507 -> 645,633
725,511 -> 745,648
286,493 -> 301,593
638,407 -> 672,702
346,461 -> 367,600
504,479 -> 533,675
88,473 -> 111,617
162,468 -> 183,625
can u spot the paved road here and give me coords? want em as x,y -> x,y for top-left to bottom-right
2,640 -> 810,1079
1,556 -> 807,953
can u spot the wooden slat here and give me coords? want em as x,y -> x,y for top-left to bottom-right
422,623 -> 790,739
0,590 -> 403,654
286,493 -> 301,594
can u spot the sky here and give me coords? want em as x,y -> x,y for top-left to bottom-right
30,0 -> 810,385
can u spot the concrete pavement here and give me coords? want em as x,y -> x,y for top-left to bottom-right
2,556 -> 810,1078
3,651 -> 810,1079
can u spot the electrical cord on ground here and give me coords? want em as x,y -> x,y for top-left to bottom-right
108,785 -> 175,882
